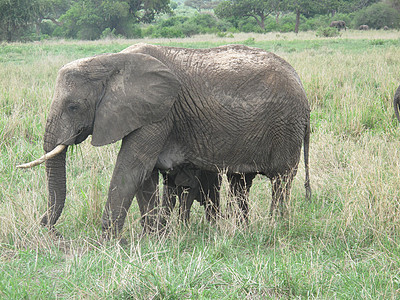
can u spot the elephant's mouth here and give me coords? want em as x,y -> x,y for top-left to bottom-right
74,127 -> 92,144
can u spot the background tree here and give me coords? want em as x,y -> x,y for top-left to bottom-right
0,0 -> 36,41
353,1 -> 400,28
34,0 -> 71,36
127,0 -> 172,23
184,0 -> 218,12
58,0 -> 171,39
286,0 -> 321,33
215,0 -> 279,31
337,0 -> 380,13
386,0 -> 400,11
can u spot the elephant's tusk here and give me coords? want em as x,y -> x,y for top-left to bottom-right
17,144 -> 67,169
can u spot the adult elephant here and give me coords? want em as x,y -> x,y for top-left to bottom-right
18,44 -> 311,239
330,20 -> 346,31
359,25 -> 369,30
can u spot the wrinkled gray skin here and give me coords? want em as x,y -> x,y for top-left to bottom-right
330,20 -> 346,31
359,25 -> 369,30
40,43 -> 311,238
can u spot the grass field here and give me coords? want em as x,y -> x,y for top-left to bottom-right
1,30 -> 400,298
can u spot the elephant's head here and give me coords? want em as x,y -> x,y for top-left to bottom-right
18,51 -> 181,228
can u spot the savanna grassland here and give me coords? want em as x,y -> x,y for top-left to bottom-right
1,30 -> 400,298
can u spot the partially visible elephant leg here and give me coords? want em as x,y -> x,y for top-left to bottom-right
160,172 -> 178,224
179,188 -> 194,223
228,173 -> 256,222
135,169 -> 161,233
162,172 -> 197,224
270,170 -> 296,216
198,171 -> 221,222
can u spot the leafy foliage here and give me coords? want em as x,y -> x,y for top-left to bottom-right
316,26 -> 341,37
0,0 -> 37,41
143,13 -> 219,37
184,0 -> 218,11
215,0 -> 283,31
353,2 -> 400,29
1,0 -> 400,41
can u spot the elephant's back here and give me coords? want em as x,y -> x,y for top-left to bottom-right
129,44 -> 310,175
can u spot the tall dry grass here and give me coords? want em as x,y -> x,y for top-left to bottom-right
1,31 -> 400,297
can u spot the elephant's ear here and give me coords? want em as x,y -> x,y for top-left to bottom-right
91,53 -> 181,146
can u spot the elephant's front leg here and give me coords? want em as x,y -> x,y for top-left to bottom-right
102,158 -> 150,239
101,127 -> 169,239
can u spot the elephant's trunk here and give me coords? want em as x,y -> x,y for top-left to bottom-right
41,150 -> 67,227
394,86 -> 400,123
40,128 -> 68,228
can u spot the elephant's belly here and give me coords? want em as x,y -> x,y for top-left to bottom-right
155,142 -> 186,170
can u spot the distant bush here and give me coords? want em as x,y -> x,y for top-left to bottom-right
101,28 -> 120,39
277,14 -> 297,32
316,27 -> 341,37
353,2 -> 400,29
237,18 -> 264,33
143,13 -> 220,38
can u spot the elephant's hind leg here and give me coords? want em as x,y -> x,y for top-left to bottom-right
270,171 -> 295,216
228,173 -> 256,223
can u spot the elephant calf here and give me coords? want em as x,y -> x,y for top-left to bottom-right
137,165 -> 256,230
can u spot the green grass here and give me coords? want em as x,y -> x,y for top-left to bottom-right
1,30 -> 400,298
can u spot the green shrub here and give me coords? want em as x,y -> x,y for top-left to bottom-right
157,27 -> 185,38
278,14 -> 296,32
215,19 -> 235,32
101,28 -> 120,39
316,27 -> 341,37
190,13 -> 217,30
238,19 -> 264,33
265,17 -> 280,32
353,2 -> 400,29
40,20 -> 57,36
159,16 -> 189,28
300,15 -> 330,31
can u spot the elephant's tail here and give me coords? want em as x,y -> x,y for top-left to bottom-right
304,121 -> 311,200
394,85 -> 400,123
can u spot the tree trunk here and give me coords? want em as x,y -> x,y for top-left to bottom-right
6,22 -> 12,42
254,15 -> 266,31
35,18 -> 42,37
295,9 -> 300,34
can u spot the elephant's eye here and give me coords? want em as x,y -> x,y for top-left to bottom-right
68,103 -> 79,112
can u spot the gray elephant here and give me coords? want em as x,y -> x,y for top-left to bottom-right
138,166 -> 256,229
18,43 -> 311,239
159,166 -> 222,224
359,25 -> 369,30
330,20 -> 346,31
